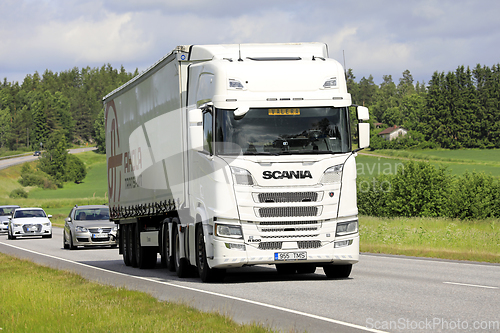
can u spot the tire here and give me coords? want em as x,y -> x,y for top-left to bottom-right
161,222 -> 175,272
275,263 -> 297,275
196,224 -> 225,283
172,220 -> 189,278
296,264 -> 316,274
63,231 -> 69,249
135,223 -> 157,269
128,224 -> 138,268
69,232 -> 77,250
323,264 -> 352,279
7,229 -> 12,240
122,225 -> 131,266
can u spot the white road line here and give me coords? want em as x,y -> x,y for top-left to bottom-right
443,281 -> 498,289
0,241 -> 386,333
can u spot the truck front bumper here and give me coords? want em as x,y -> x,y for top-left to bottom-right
209,234 -> 359,269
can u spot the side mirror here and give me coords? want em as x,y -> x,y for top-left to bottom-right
358,123 -> 370,149
65,217 -> 71,222
357,106 -> 369,121
188,108 -> 204,151
48,215 -> 52,218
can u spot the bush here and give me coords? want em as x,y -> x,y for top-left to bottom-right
18,163 -> 62,189
448,171 -> 500,220
9,188 -> 28,198
64,154 -> 87,183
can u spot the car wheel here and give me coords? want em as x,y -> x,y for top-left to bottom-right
69,232 -> 77,250
161,221 -> 175,272
63,231 -> 69,249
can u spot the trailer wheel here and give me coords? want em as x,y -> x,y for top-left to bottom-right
323,264 -> 352,279
172,220 -> 189,278
122,225 -> 131,266
196,224 -> 225,282
161,222 -> 175,271
134,223 -> 157,269
128,224 -> 138,267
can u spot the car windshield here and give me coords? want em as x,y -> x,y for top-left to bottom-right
14,210 -> 46,218
75,208 -> 110,221
0,207 -> 18,216
215,107 -> 350,155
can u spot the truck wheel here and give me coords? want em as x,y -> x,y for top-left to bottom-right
196,225 -> 225,282
161,222 -> 175,271
323,264 -> 352,279
276,264 -> 297,275
135,223 -> 157,269
128,224 -> 138,268
172,220 -> 189,278
296,264 -> 316,274
122,225 -> 131,266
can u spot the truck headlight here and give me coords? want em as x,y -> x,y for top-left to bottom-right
231,166 -> 255,186
320,164 -> 343,184
336,220 -> 358,236
215,223 -> 243,239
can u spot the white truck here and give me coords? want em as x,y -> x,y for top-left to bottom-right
103,43 -> 370,282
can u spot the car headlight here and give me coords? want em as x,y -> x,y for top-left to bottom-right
336,220 -> 358,236
231,166 -> 255,186
43,222 -> 51,226
214,223 -> 243,239
75,226 -> 88,233
13,223 -> 23,228
320,164 -> 343,184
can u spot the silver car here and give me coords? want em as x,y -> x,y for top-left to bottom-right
8,207 -> 52,239
63,205 -> 117,249
0,205 -> 20,233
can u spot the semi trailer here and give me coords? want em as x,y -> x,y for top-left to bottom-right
103,43 -> 370,282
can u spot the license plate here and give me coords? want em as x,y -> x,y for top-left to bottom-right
92,233 -> 108,239
274,251 -> 307,261
27,227 -> 38,232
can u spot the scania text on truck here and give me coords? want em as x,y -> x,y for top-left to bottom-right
103,43 -> 370,282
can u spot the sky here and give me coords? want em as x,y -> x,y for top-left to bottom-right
1,0 -> 500,86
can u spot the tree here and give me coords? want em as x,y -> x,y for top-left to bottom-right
94,108 -> 105,153
38,130 -> 68,181
65,154 -> 87,183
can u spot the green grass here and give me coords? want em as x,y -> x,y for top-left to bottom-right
0,252 -> 271,333
360,216 -> 500,263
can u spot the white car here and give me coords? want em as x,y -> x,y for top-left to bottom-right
8,207 -> 52,239
0,205 -> 20,233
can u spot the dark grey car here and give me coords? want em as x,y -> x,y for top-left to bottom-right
63,205 -> 117,249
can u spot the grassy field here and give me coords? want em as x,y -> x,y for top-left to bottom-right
359,216 -> 500,263
359,148 -> 500,177
0,252 -> 270,333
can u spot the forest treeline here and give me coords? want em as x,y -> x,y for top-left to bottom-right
1,63 -> 499,152
0,65 -> 138,151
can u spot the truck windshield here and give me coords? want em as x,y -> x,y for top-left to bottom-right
215,107 -> 350,155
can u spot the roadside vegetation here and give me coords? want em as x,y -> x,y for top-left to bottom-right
0,252 -> 271,333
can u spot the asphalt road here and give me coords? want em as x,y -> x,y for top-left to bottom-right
0,147 -> 96,170
1,229 -> 499,333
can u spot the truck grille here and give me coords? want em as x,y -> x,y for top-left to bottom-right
257,192 -> 319,203
257,241 -> 322,250
258,206 -> 318,218
258,242 -> 282,250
